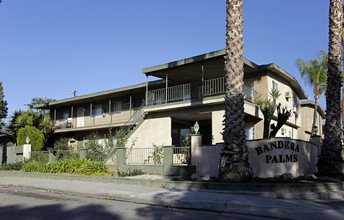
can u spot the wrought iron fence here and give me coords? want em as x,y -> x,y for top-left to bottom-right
54,150 -> 79,161
30,151 -> 49,163
173,146 -> 191,165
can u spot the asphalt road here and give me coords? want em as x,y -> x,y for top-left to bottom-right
0,185 -> 263,220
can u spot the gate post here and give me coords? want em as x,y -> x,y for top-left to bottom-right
163,146 -> 173,175
116,148 -> 126,170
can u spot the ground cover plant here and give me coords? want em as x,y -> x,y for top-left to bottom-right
22,159 -> 109,176
0,161 -> 23,171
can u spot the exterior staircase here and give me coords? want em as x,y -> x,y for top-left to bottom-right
104,105 -> 147,163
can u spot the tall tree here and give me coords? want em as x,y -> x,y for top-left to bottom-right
256,89 -> 280,138
317,0 -> 343,176
297,51 -> 328,135
0,82 -> 8,130
26,97 -> 56,115
219,0 -> 252,182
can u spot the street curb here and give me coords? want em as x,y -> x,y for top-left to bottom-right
1,171 -> 344,200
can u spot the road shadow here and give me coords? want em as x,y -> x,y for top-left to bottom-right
0,204 -> 119,220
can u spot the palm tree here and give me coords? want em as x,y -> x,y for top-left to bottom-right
317,0 -> 343,176
219,0 -> 252,182
297,51 -> 328,136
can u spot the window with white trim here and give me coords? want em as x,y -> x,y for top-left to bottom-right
273,81 -> 278,91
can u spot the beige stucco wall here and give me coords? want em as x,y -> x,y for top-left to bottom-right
126,117 -> 172,148
299,105 -> 323,141
266,72 -> 301,127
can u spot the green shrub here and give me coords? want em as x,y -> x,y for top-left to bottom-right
147,145 -> 163,165
22,159 -> 109,176
117,168 -> 146,177
17,125 -> 44,151
22,161 -> 49,173
30,151 -> 49,163
53,137 -> 69,151
0,162 -> 23,171
55,150 -> 79,161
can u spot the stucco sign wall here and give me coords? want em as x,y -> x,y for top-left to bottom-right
247,138 -> 319,178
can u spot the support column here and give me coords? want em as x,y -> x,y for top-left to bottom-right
191,134 -> 202,167
90,103 -> 93,126
165,73 -> 168,104
109,99 -> 112,124
23,144 -> 31,160
79,148 -> 87,160
54,109 -> 56,127
145,75 -> 149,106
49,149 -> 56,163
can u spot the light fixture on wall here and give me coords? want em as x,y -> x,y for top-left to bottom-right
194,121 -> 200,134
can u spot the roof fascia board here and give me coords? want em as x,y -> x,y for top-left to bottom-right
142,49 -> 259,75
261,63 -> 308,100
301,101 -> 325,118
33,82 -> 150,109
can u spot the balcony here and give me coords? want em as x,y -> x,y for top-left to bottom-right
146,77 -> 261,106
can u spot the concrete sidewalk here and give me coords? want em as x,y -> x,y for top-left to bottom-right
1,171 -> 344,219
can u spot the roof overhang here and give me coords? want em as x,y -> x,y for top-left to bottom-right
142,49 -> 308,100
34,82 -> 149,109
142,49 -> 259,83
259,63 -> 308,100
301,101 -> 326,118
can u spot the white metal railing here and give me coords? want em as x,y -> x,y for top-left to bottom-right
147,77 -> 261,106
173,146 -> 191,165
126,148 -> 156,165
202,77 -> 225,96
147,83 -> 191,105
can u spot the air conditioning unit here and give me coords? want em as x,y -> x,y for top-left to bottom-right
281,128 -> 286,135
285,92 -> 291,98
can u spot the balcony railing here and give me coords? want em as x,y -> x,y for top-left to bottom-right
147,77 -> 261,106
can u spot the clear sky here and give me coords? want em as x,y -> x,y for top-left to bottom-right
0,0 -> 329,123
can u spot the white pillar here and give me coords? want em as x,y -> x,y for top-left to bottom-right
23,144 -> 31,160
191,134 -> 202,167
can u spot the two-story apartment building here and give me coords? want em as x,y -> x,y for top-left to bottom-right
35,49 -> 323,149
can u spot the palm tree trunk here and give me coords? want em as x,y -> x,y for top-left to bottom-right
311,93 -> 319,136
317,0 -> 343,176
219,0 -> 252,182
